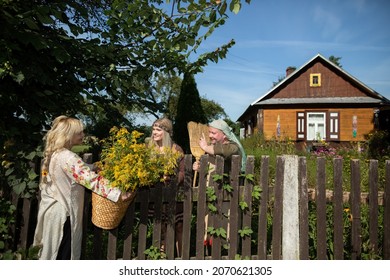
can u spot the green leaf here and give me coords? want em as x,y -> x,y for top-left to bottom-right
238,226 -> 253,237
212,174 -> 224,182
25,151 -> 37,160
52,47 -> 70,63
28,170 -> 38,181
208,203 -> 217,213
230,0 -> 242,14
36,7 -> 54,25
5,168 -> 14,177
13,181 -> 27,195
239,201 -> 248,210
223,183 -> 233,192
252,185 -> 262,200
244,173 -> 255,182
24,18 -> 39,30
14,72 -> 25,84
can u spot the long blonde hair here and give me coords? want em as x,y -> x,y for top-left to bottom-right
148,117 -> 174,149
41,116 -> 84,180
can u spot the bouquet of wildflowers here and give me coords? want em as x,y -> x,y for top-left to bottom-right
96,127 -> 181,192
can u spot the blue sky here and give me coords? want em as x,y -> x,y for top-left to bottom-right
192,0 -> 390,122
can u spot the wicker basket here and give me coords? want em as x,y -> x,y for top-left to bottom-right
91,192 -> 136,230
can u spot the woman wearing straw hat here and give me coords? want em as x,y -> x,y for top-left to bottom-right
192,119 -> 246,249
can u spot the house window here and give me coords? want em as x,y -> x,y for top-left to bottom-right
310,73 -> 321,87
307,112 -> 326,141
296,111 -> 340,141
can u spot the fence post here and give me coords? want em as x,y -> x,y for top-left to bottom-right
282,155 -> 300,259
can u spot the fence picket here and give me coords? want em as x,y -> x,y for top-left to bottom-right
369,160 -> 379,255
383,160 -> 390,259
211,155 -> 224,260
137,189 -> 149,260
299,156 -> 309,260
195,154 -> 208,260
257,156 -> 269,260
242,155 -> 255,259
228,155 -> 241,260
122,198 -> 136,260
333,157 -> 344,260
181,154 -> 193,259
272,156 -> 284,260
316,157 -> 327,259
350,159 -> 362,259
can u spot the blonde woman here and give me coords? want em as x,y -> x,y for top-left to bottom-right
149,118 -> 184,183
148,117 -> 185,257
33,116 -> 132,260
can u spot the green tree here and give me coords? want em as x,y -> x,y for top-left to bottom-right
201,97 -> 228,122
154,73 -> 227,122
174,72 -> 207,154
329,55 -> 342,68
154,73 -> 183,120
0,0 -> 251,197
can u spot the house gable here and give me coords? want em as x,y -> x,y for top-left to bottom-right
270,61 -> 368,99
258,54 -> 385,102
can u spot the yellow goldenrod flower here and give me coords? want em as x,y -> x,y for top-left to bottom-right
97,127 -> 181,192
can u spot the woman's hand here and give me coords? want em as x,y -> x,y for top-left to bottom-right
121,191 -> 135,202
163,174 -> 172,184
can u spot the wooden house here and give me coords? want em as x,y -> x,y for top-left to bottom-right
237,54 -> 390,148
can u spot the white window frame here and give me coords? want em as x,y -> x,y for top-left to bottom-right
306,112 -> 326,141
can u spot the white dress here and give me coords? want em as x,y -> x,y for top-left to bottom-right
33,149 -> 121,260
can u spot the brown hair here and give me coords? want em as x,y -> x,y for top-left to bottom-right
149,117 -> 174,148
152,117 -> 173,136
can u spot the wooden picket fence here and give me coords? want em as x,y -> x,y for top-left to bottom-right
10,154 -> 390,260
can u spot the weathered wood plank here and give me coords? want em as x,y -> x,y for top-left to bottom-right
316,157 -> 327,260
272,156 -> 284,260
257,156 -> 269,260
383,160 -> 390,259
242,155 -> 255,259
369,160 -> 379,255
211,155 -> 224,260
350,159 -> 362,260
195,154 -> 208,260
181,154 -> 193,260
299,156 -> 309,260
333,157 -> 344,260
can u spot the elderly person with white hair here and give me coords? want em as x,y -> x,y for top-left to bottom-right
193,119 -> 246,173
192,119 -> 246,249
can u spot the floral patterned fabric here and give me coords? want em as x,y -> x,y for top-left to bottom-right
33,149 -> 121,260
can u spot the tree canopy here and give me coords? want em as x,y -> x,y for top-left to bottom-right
0,0 -> 251,197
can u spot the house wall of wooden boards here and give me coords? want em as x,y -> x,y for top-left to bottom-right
238,54 -> 390,143
259,107 -> 374,142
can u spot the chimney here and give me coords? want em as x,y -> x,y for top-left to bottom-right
286,66 -> 296,77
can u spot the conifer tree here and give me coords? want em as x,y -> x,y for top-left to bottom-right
173,72 -> 207,154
